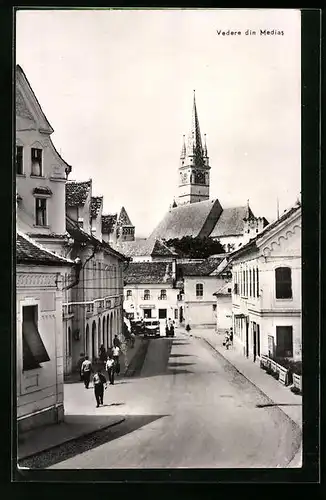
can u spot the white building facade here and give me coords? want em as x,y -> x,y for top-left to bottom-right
231,204 -> 301,363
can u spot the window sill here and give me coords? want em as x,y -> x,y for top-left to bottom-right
30,174 -> 46,179
16,173 -> 26,177
33,224 -> 50,229
275,298 -> 293,301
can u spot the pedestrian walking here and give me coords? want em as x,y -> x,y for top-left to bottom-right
93,369 -> 107,407
130,331 -> 136,348
229,328 -> 233,346
113,334 -> 121,348
99,344 -> 107,366
112,344 -> 121,375
224,331 -> 231,350
105,354 -> 115,385
81,355 -> 93,388
77,353 -> 85,381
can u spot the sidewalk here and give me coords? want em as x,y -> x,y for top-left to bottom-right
18,336 -> 144,462
188,327 -> 302,467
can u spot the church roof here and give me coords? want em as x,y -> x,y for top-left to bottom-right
113,238 -> 178,258
102,214 -> 117,233
66,180 -> 91,207
90,196 -> 103,218
209,206 -> 251,238
178,257 -> 224,277
149,199 -> 223,241
124,262 -> 174,284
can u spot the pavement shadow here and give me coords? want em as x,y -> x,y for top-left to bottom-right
167,362 -> 195,367
165,369 -> 194,376
169,353 -> 194,358
18,414 -> 169,469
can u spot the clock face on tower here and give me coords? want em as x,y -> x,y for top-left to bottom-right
194,170 -> 206,185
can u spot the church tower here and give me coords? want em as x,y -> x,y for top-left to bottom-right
178,91 -> 210,205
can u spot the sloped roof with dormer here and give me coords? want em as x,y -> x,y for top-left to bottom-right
90,196 -> 103,218
17,232 -> 73,267
149,199 -> 223,241
124,262 -> 174,284
65,180 -> 91,207
102,214 -> 117,233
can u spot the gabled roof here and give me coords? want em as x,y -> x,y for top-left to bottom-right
229,202 -> 301,260
118,206 -> 133,226
178,257 -> 224,277
102,214 -> 117,233
124,262 -> 174,284
113,238 -> 178,258
149,198 -> 223,241
17,232 -> 73,266
90,196 -> 103,218
210,206 -> 251,238
16,65 -> 53,133
65,180 -> 91,207
66,215 -> 126,261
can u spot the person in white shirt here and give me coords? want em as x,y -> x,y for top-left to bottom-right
112,345 -> 120,375
81,356 -> 93,388
105,354 -> 115,385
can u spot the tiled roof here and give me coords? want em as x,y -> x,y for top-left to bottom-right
102,214 -> 117,233
90,196 -> 103,218
124,262 -> 174,284
66,216 -> 126,261
27,232 -> 68,239
33,186 -> 53,196
149,199 -> 223,241
118,206 -> 133,226
65,180 -> 91,207
229,203 -> 301,259
114,238 -> 178,258
210,206 -> 250,238
16,232 -> 73,266
178,257 -> 224,277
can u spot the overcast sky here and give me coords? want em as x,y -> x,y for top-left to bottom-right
16,9 -> 301,238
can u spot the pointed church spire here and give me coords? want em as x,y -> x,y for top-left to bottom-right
187,90 -> 203,161
203,133 -> 208,157
180,134 -> 186,159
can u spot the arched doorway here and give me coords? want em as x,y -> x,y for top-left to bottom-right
91,321 -> 96,361
85,323 -> 90,356
103,316 -> 106,348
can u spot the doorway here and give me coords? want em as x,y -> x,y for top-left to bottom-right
143,308 -> 152,318
179,306 -> 183,323
245,317 -> 249,358
253,322 -> 257,362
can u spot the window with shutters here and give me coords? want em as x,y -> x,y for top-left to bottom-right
35,198 -> 47,226
31,148 -> 43,176
22,305 -> 50,371
275,267 -> 292,299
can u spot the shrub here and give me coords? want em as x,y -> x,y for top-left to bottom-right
266,367 -> 273,375
290,386 -> 302,395
272,371 -> 279,380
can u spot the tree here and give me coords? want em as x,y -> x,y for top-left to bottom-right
166,236 -> 225,259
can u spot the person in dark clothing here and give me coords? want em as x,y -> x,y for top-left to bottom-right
81,356 -> 93,388
113,335 -> 121,348
77,353 -> 85,381
105,354 -> 115,385
99,344 -> 107,365
93,369 -> 107,407
229,328 -> 233,345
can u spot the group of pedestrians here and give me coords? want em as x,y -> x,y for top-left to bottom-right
223,328 -> 233,350
80,334 -> 123,408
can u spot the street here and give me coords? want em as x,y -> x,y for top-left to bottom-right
21,332 -> 301,469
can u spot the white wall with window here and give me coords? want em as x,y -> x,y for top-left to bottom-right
16,264 -> 69,433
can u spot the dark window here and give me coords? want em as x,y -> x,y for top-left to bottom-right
275,267 -> 292,299
16,145 -> 23,174
227,288 -> 232,293
212,304 -> 217,311
249,269 -> 252,297
158,309 -> 167,319
276,326 -> 293,357
22,305 -> 50,371
35,198 -> 47,226
126,290 -> 132,299
196,283 -> 203,297
253,266 -> 256,298
256,268 -> 259,297
144,289 -> 150,300
143,309 -> 152,318
174,309 -> 178,320
234,283 -> 238,294
67,327 -> 72,356
160,289 -> 167,300
31,148 -> 43,176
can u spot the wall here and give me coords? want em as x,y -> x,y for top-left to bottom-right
16,265 -> 66,432
215,295 -> 232,332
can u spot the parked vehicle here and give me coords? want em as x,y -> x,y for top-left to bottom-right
144,319 -> 160,338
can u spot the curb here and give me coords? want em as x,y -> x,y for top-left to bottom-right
18,416 -> 126,462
